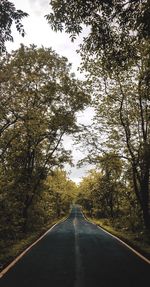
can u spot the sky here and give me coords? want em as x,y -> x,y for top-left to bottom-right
7,0 -> 85,76
6,0 -> 94,183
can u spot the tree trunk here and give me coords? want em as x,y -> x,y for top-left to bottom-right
22,198 -> 30,233
140,175 -> 150,230
142,206 -> 150,230
132,163 -> 150,230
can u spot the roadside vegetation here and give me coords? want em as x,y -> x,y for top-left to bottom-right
0,0 -> 150,270
0,168 -> 77,269
0,37 -> 85,270
76,168 -> 150,259
47,0 -> 150,234
90,218 -> 150,260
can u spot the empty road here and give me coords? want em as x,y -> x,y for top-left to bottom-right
0,206 -> 149,287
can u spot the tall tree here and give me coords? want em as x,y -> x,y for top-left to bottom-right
0,44 -> 89,233
79,41 -> 150,229
45,168 -> 77,216
77,156 -> 123,219
46,0 -> 150,68
46,0 -> 150,230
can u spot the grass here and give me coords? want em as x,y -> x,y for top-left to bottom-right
1,211 -> 149,273
86,216 -> 150,260
0,216 -> 67,272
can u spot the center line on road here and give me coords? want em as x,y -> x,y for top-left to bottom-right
73,214 -> 84,287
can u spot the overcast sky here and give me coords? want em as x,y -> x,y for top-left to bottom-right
7,0 -> 85,76
6,0 -> 94,183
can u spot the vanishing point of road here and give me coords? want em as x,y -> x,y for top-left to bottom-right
0,206 -> 149,287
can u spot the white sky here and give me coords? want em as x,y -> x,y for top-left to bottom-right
6,0 -> 94,183
7,0 -> 84,76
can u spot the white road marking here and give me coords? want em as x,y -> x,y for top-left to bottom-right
1,207 -> 149,282
73,211 -> 84,287
0,217 -> 67,279
82,213 -> 150,265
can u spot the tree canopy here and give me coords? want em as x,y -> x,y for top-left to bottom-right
47,0 -> 150,39
0,44 -> 89,235
46,0 -> 150,69
77,38 -> 150,229
0,0 -> 28,54
0,0 -> 150,248
47,0 -> 149,230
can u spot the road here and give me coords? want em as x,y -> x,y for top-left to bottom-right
0,206 -> 149,287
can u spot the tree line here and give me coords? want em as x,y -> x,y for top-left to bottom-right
47,0 -> 150,230
0,44 -> 88,240
0,0 -> 150,237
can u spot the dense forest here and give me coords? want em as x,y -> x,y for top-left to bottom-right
0,44 -> 87,237
47,0 -> 150,231
0,0 -> 150,267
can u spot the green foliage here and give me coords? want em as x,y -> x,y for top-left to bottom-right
88,218 -> 150,260
47,0 -> 150,39
44,169 -> 77,216
22,168 -> 77,231
77,169 -> 101,214
0,44 -> 89,238
77,162 -> 144,233
0,0 -> 28,54
47,0 -> 150,69
80,38 -> 150,229
77,153 -> 124,218
0,166 -> 76,269
47,0 -> 150,229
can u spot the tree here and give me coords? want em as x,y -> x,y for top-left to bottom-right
47,0 -> 150,38
79,41 -> 150,229
77,153 -> 123,218
0,0 -> 28,54
96,153 -> 123,217
0,44 -> 90,233
46,0 -> 150,230
77,169 -> 101,215
45,168 -> 77,217
46,0 -> 150,68
23,168 -> 77,231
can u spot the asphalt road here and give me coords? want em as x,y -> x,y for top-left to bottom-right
0,206 -> 149,287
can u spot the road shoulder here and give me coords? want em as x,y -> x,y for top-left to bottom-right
83,215 -> 150,264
